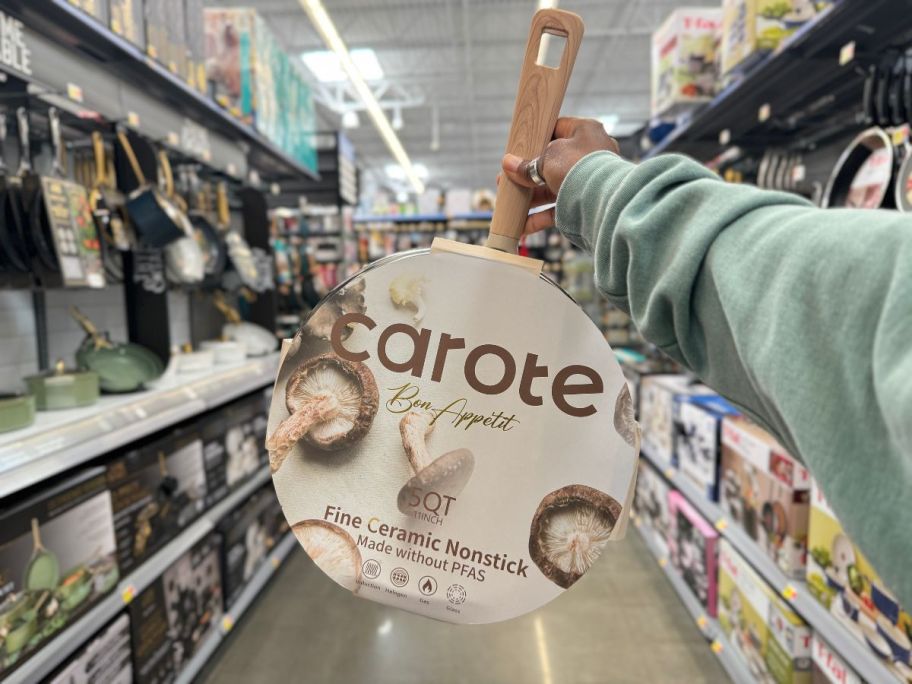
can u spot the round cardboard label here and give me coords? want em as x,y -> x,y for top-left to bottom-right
268,248 -> 639,624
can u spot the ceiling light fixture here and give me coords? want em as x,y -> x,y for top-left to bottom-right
299,0 -> 425,194
392,107 -> 403,131
342,110 -> 360,129
537,0 -> 558,9
301,48 -> 384,83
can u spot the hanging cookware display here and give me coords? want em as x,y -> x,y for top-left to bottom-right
24,360 -> 100,410
116,128 -> 188,247
0,110 -> 31,276
823,127 -> 901,209
186,171 -> 227,287
218,182 -> 259,290
27,108 -> 105,288
896,142 -> 912,212
70,306 -> 165,393
213,292 -> 278,356
265,9 -> 638,625
158,150 -> 204,285
90,131 -> 133,283
0,392 -> 35,433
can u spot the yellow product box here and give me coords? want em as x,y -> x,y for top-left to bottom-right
650,8 -> 722,118
718,539 -> 812,683
720,0 -> 830,76
807,483 -> 912,680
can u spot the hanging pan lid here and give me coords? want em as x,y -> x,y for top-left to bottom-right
266,8 -> 639,626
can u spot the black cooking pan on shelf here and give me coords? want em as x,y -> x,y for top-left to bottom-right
0,111 -> 30,274
90,131 -> 132,282
26,107 -> 63,273
823,127 -> 899,209
116,128 -> 187,247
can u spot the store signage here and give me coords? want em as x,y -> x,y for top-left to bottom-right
131,247 -> 166,294
0,11 -> 32,76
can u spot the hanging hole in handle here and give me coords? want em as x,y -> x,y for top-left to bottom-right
536,29 -> 568,69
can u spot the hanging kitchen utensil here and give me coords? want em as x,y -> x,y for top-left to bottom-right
889,52 -> 905,126
266,9 -> 638,625
0,111 -> 31,275
28,108 -> 105,287
71,306 -> 165,392
116,127 -> 188,247
90,131 -> 132,283
823,127 -> 899,209
24,360 -> 100,410
218,182 -> 259,290
159,150 -> 204,285
875,53 -> 896,127
212,291 -> 277,356
186,169 -> 227,287
24,518 -> 60,591
863,64 -> 878,125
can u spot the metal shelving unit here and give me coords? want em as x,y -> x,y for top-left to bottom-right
634,520 -> 754,684
4,468 -> 273,684
174,532 -> 298,684
0,0 -> 318,181
644,0 -> 912,163
641,449 -> 898,684
0,353 -> 279,499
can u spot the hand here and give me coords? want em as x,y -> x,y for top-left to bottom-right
499,117 -> 619,234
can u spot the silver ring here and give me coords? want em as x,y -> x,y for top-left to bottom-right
527,157 -> 547,187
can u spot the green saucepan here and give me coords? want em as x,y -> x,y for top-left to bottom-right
4,591 -> 50,657
71,306 -> 164,393
0,393 -> 35,433
0,593 -> 29,632
24,363 -> 99,411
24,519 -> 59,592
57,567 -> 93,611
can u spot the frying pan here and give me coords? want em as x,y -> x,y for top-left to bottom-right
90,131 -> 132,282
267,9 -> 639,625
217,182 -> 259,290
158,150 -> 204,285
25,518 -> 59,591
0,111 -> 31,274
875,54 -> 895,127
862,64 -> 877,125
185,169 -> 227,287
823,127 -> 898,209
28,108 -> 64,273
116,128 -> 188,247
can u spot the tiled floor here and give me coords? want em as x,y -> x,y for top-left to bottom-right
199,532 -> 730,683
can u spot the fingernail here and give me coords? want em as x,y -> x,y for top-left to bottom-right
503,154 -> 522,173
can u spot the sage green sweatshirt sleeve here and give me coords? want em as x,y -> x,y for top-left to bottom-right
556,151 -> 912,608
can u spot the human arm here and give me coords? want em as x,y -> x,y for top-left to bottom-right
502,119 -> 912,608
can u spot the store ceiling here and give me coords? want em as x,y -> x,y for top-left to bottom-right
211,0 -> 693,193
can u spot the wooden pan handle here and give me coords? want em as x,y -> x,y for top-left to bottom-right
486,9 -> 583,253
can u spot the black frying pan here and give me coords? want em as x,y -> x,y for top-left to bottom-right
27,108 -> 63,273
0,111 -> 30,274
90,131 -> 130,282
185,171 -> 227,287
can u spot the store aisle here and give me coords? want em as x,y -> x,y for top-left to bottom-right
199,532 -> 728,684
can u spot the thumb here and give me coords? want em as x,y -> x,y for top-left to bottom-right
501,153 -> 538,189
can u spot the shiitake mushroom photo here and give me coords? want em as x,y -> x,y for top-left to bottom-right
529,485 -> 623,589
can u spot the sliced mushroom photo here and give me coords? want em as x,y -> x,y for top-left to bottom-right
388,274 -> 427,325
396,410 -> 474,515
529,485 -> 622,589
304,279 -> 367,340
292,520 -> 362,593
613,384 -> 639,449
267,354 -> 379,473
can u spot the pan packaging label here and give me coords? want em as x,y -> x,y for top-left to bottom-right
267,249 -> 639,624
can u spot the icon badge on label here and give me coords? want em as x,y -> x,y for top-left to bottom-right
390,567 -> 409,587
418,576 -> 438,596
362,559 -> 382,580
447,584 -> 467,605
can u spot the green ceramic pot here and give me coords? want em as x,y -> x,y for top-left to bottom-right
0,393 -> 35,433
24,367 -> 99,410
75,338 -> 164,393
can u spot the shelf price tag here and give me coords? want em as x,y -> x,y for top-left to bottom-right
710,640 -> 724,654
758,104 -> 771,123
222,616 -> 234,632
714,518 -> 729,532
719,129 -> 731,145
839,41 -> 856,66
227,163 -> 238,177
122,585 -> 136,605
167,132 -> 180,147
664,467 -> 675,480
696,615 -> 708,630
781,584 -> 799,601
658,557 -> 668,568
127,111 -> 141,128
892,125 -> 910,146
271,555 -> 281,569
67,83 -> 84,103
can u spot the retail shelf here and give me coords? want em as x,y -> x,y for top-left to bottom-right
174,532 -> 298,684
644,0 -> 911,162
1,0 -> 317,181
3,468 -> 273,684
640,449 -> 899,684
0,353 -> 279,500
353,214 -> 448,224
633,521 -> 754,684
